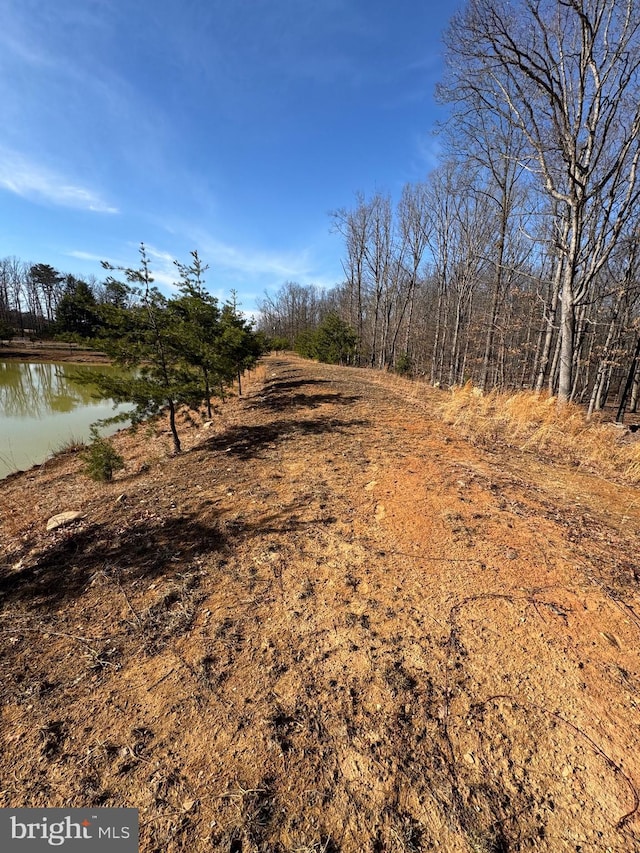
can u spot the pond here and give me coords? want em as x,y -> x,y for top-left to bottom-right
0,361 -> 131,479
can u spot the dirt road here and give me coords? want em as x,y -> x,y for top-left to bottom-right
1,354 -> 640,852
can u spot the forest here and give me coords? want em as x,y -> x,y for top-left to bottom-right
259,0 -> 640,419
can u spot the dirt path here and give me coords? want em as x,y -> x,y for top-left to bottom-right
1,354 -> 640,852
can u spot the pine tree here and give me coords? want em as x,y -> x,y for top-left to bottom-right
56,277 -> 101,338
216,294 -> 264,396
170,251 -> 222,418
89,244 -> 204,453
78,244 -> 266,454
313,313 -> 358,365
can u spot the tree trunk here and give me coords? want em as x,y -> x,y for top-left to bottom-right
480,211 -> 507,390
203,368 -> 213,419
588,314 -> 619,416
535,237 -> 565,391
617,337 -> 640,423
168,399 -> 181,454
403,279 -> 416,356
520,293 -> 537,388
449,295 -> 463,387
431,280 -> 445,385
548,320 -> 562,395
630,362 -> 640,413
557,219 -> 580,404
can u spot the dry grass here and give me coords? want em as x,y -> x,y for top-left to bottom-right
317,363 -> 640,484
434,382 -> 640,484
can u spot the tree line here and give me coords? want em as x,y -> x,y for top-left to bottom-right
0,257 -> 98,340
259,0 -> 640,418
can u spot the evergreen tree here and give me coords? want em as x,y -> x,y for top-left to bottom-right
0,319 -> 14,341
29,263 -> 63,328
56,277 -> 101,338
89,244 -> 204,453
216,294 -> 264,396
313,313 -> 358,365
101,278 -> 130,309
80,245 -> 265,454
170,251 -> 222,418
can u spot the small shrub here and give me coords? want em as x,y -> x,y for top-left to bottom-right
294,329 -> 318,359
395,352 -> 413,377
0,320 -> 14,341
82,428 -> 125,482
268,335 -> 290,352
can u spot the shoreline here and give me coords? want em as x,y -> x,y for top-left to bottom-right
0,341 -> 110,364
0,344 -> 120,481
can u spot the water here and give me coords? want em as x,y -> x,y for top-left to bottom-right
0,361 -> 131,479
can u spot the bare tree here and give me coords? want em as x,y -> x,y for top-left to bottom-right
445,0 -> 640,401
331,194 -> 372,365
423,161 -> 493,386
257,282 -> 331,347
588,231 -> 640,414
438,63 -> 534,390
6,257 -> 28,336
362,193 -> 393,368
395,182 -> 430,363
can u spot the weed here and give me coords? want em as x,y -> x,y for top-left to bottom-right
53,435 -> 86,455
141,582 -> 203,654
39,720 -> 66,758
384,660 -> 418,694
81,428 -> 125,482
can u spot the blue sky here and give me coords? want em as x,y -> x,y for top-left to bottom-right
0,0 -> 460,312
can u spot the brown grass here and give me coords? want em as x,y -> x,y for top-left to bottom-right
433,382 -> 640,484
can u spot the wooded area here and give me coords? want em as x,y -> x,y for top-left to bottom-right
259,0 -> 640,417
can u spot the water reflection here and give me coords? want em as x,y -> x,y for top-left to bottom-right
0,361 -> 130,478
0,361 -> 110,417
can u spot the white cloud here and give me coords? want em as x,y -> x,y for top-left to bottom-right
145,241 -> 310,294
137,244 -> 179,289
66,246 -> 178,291
414,133 -> 443,173
198,235 -> 312,281
144,245 -> 177,268
66,250 -> 107,263
70,244 -> 180,289
161,226 -> 343,299
0,149 -> 118,213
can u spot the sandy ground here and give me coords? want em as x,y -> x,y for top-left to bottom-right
1,354 -> 639,852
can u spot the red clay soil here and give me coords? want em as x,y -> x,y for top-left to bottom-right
1,354 -> 639,852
